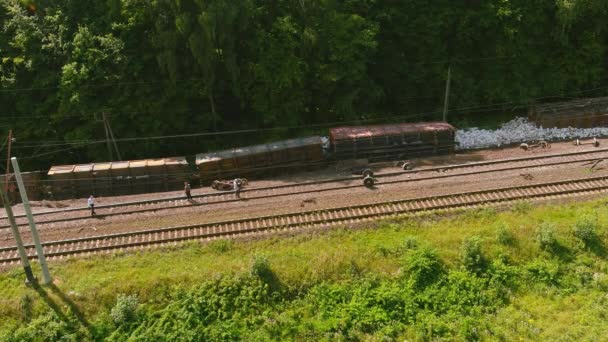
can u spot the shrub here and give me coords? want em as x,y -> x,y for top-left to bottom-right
535,222 -> 558,252
512,201 -> 532,214
110,294 -> 139,325
573,216 -> 598,247
208,239 -> 233,253
460,236 -> 486,274
496,223 -> 514,245
525,259 -> 560,285
251,255 -> 274,283
402,236 -> 419,250
402,247 -> 444,289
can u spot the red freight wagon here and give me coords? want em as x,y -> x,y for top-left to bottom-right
329,122 -> 455,160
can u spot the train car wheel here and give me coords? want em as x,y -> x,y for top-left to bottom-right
402,162 -> 414,170
363,176 -> 375,187
362,169 -> 374,178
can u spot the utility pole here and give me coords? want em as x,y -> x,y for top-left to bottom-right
102,113 -> 114,161
102,113 -> 121,161
11,157 -> 52,284
442,65 -> 452,122
5,129 -> 12,192
0,177 -> 35,284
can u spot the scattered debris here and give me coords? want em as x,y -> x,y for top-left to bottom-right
300,198 -> 317,207
574,137 -> 600,147
211,178 -> 248,191
520,173 -> 534,180
520,140 -> 550,151
395,161 -> 415,170
363,175 -> 377,187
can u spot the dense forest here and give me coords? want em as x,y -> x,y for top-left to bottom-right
1,0 -> 608,170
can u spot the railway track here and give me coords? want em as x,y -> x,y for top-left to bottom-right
2,174 -> 608,266
3,146 -> 608,229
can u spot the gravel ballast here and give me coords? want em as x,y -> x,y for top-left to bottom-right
456,117 -> 608,150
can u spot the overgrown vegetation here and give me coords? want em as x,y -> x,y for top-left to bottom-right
2,1 -> 608,170
2,199 -> 608,340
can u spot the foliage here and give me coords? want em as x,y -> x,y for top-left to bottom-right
1,1 -> 608,170
109,294 -> 139,325
2,312 -> 83,342
460,236 -> 486,274
496,223 -> 514,245
572,216 -> 599,247
3,200 -> 608,340
536,222 -> 558,252
402,246 -> 444,289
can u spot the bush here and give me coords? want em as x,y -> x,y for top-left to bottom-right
512,201 -> 532,214
110,294 -> 139,325
573,216 -> 599,247
402,247 -> 444,289
251,255 -> 274,283
460,236 -> 486,274
525,259 -> 560,286
536,223 -> 558,252
208,239 -> 234,253
496,223 -> 514,245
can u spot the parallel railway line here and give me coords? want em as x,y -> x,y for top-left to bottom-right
2,174 -> 608,265
2,147 -> 608,229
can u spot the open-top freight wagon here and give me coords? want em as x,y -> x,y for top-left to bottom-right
529,97 -> 608,128
328,122 -> 455,160
29,121 -> 456,199
46,157 -> 189,199
196,136 -> 325,184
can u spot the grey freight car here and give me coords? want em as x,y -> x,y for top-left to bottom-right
196,136 -> 324,183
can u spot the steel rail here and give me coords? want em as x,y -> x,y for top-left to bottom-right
1,148 -> 607,229
2,174 -> 608,265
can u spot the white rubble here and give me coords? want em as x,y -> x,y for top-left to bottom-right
455,117 -> 608,150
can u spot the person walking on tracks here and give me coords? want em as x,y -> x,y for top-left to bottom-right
87,195 -> 96,217
184,181 -> 193,201
233,178 -> 242,198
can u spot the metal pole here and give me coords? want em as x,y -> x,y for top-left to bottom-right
105,113 -> 122,161
5,129 -> 12,192
11,157 -> 52,284
0,177 -> 35,284
442,65 -> 452,122
102,113 -> 114,162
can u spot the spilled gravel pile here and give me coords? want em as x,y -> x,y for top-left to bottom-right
456,117 -> 608,150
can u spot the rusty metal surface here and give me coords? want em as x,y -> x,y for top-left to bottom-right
530,97 -> 608,128
329,122 -> 455,142
46,158 -> 189,199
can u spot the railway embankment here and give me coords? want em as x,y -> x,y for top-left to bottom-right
1,199 -> 608,340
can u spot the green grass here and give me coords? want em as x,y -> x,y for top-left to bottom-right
1,198 -> 608,340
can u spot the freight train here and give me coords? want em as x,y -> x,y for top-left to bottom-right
5,121 -> 456,201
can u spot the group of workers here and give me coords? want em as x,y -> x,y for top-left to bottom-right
86,179 -> 243,217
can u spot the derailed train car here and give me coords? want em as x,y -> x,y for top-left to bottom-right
529,97 -> 608,128
46,158 -> 189,199
328,122 -> 455,160
196,137 -> 325,183
36,121 -> 456,198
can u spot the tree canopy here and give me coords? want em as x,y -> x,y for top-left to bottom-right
1,0 -> 607,170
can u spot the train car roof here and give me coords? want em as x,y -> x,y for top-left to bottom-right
329,122 -> 454,141
48,157 -> 187,176
195,136 -> 323,165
